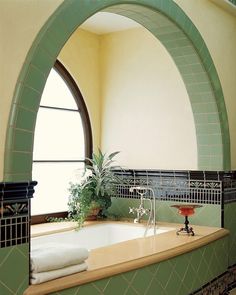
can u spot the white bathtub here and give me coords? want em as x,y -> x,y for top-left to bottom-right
31,222 -> 174,250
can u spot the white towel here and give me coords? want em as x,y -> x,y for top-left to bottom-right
31,262 -> 88,284
31,243 -> 89,273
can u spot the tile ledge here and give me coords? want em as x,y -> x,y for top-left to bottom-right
25,222 -> 229,295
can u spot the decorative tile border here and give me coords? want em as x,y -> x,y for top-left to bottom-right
0,181 -> 37,248
191,264 -> 236,295
114,169 -> 236,205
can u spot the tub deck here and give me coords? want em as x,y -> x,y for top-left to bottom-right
25,220 -> 229,295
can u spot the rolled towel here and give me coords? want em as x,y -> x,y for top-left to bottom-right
31,262 -> 88,285
31,243 -> 89,273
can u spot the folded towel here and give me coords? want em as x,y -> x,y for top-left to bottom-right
31,262 -> 88,284
31,243 -> 89,273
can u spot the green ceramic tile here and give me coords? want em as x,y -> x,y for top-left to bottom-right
146,278 -> 166,295
32,47 -> 55,73
123,286 -> 138,295
165,271 -> 182,295
5,151 -> 32,174
207,114 -> 219,124
122,270 -> 136,283
24,65 -> 46,93
0,283 -> 13,295
198,145 -> 211,156
177,283 -> 189,295
155,261 -> 174,289
0,244 -> 29,294
206,102 -> 219,113
18,86 -> 41,111
93,278 -> 109,292
8,103 -> 18,127
190,249 -> 203,272
183,264 -> 197,293
13,129 -> 33,152
172,254 -> 189,279
131,267 -> 152,293
48,18 -> 70,49
15,107 -> 36,131
41,32 -> 61,58
58,287 -> 79,295
104,276 -> 128,295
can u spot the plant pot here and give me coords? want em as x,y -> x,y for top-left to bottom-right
85,207 -> 101,221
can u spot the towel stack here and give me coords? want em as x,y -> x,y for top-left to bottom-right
30,243 -> 89,284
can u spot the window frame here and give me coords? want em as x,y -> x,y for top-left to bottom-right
31,60 -> 93,224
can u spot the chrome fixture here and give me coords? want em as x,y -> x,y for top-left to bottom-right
129,186 -> 156,236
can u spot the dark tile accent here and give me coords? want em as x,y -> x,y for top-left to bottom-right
191,264 -> 236,295
114,169 -> 236,205
0,181 -> 37,248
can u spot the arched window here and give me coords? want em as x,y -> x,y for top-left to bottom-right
32,60 -> 92,221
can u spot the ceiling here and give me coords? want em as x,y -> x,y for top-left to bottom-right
80,12 -> 141,35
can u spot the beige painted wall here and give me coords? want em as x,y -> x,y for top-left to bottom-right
59,29 -> 101,150
100,28 -> 198,170
174,0 -> 236,167
0,0 -> 63,180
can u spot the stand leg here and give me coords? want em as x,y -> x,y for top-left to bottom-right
176,215 -> 195,236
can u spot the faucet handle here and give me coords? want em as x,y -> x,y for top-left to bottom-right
129,207 -> 135,214
142,208 -> 151,215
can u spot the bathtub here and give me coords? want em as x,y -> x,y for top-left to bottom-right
31,222 -> 173,250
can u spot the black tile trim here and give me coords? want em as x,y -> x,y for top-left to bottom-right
0,181 -> 37,201
0,181 -> 37,248
114,169 -> 236,205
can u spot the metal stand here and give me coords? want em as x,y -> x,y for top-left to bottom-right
176,215 -> 195,236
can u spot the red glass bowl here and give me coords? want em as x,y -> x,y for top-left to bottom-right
171,204 -> 202,216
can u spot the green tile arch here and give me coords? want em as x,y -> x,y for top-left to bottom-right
4,0 -> 230,181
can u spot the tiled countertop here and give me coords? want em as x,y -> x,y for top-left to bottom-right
25,221 -> 229,295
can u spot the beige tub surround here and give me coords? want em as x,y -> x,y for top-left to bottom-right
25,221 -> 229,295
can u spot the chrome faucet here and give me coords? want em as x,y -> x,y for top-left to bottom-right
129,186 -> 156,235
129,187 -> 150,223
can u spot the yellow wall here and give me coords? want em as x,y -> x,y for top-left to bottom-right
100,28 -> 198,169
0,0 -> 63,180
59,29 -> 101,150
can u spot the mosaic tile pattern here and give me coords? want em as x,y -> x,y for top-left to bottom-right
4,0 -> 230,182
0,181 -> 37,248
224,202 -> 236,266
115,169 -> 223,205
192,265 -> 236,295
0,244 -> 29,295
49,237 -> 228,295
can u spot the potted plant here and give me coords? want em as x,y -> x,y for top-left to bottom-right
68,149 -> 120,226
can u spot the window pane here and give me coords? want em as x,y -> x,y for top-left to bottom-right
33,108 -> 85,160
40,69 -> 78,109
32,162 -> 85,215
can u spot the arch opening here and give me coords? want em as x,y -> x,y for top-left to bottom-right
4,0 -> 230,181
